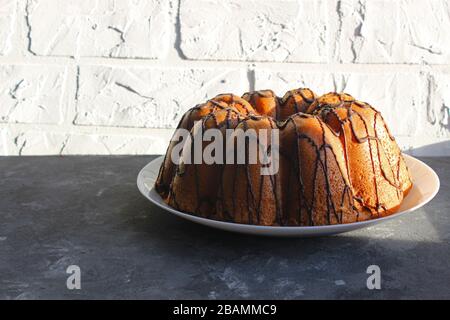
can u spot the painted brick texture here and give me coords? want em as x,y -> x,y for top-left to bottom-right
0,0 -> 448,155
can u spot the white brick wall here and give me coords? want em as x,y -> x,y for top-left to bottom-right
0,0 -> 449,156
179,0 -> 328,62
26,0 -> 171,58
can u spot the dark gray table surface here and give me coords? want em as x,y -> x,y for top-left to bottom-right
0,155 -> 449,299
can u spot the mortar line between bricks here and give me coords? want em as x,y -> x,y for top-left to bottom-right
0,122 -> 175,135
0,56 -> 449,73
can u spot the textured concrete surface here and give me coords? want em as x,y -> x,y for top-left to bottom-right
0,155 -> 449,299
0,0 -> 450,156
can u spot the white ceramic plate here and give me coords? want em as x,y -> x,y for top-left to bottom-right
137,154 -> 440,237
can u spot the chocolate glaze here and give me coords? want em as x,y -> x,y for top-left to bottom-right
312,97 -> 408,216
155,89 -> 412,226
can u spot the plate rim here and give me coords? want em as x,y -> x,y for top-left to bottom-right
137,154 -> 440,233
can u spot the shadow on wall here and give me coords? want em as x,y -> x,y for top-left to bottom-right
405,140 -> 450,157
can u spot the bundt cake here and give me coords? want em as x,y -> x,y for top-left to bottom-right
155,89 -> 412,226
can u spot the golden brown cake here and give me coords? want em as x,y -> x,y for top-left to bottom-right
155,89 -> 412,226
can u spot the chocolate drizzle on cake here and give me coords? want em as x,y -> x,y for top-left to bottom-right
155,89 -> 413,226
